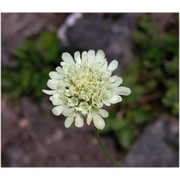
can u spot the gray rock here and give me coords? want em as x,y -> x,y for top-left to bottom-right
58,13 -> 139,74
5,145 -> 25,167
124,115 -> 179,167
2,13 -> 67,68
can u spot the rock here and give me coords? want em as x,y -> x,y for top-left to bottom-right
20,97 -> 46,132
50,128 -> 64,143
18,118 -> 31,129
2,13 -> 67,68
5,144 -> 25,167
124,115 -> 179,167
58,13 -> 139,74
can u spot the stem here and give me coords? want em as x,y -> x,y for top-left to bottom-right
94,128 -> 123,167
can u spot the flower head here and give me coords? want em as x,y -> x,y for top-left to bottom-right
43,50 -> 131,130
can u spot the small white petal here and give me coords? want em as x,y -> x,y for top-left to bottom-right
104,71 -> 112,79
109,75 -> 118,83
52,105 -> 66,116
93,114 -> 105,130
49,71 -> 61,79
76,56 -> 82,64
88,50 -> 95,62
96,102 -> 103,108
95,50 -> 105,63
62,52 -> 74,64
56,66 -> 64,74
112,77 -> 123,87
51,99 -> 62,106
61,61 -> 69,67
116,87 -> 131,96
87,112 -> 93,125
52,93 -> 59,98
98,109 -> 109,118
102,61 -> 108,69
75,115 -> 84,127
74,51 -> 80,62
108,60 -> 118,71
42,89 -> 56,95
82,51 -> 88,63
113,87 -> 122,94
63,108 -> 76,117
103,100 -> 111,106
64,116 -> 74,128
47,80 -> 59,89
110,95 -> 122,104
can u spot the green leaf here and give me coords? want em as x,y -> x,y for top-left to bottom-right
116,128 -> 136,149
162,85 -> 179,116
2,31 -> 61,101
20,69 -> 32,89
38,32 -> 60,62
14,49 -> 28,60
160,34 -> 178,54
164,56 -> 178,75
126,109 -> 150,125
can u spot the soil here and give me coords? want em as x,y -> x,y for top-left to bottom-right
2,96 -> 122,167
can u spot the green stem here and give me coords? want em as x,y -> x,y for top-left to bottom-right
94,128 -> 123,167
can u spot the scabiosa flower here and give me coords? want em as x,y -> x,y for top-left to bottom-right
43,50 -> 131,130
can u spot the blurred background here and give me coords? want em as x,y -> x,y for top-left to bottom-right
1,13 -> 179,167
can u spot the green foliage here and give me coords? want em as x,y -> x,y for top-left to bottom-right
103,107 -> 151,149
102,14 -> 179,150
2,31 -> 61,100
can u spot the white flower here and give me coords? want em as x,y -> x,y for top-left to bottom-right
43,50 -> 131,130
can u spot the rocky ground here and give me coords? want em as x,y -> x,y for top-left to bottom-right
1,13 -> 179,167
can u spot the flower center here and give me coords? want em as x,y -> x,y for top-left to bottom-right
64,62 -> 105,109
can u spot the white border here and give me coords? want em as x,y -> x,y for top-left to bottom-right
0,168 -> 180,180
0,1 -> 179,180
0,0 -> 180,12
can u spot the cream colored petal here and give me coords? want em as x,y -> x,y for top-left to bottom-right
92,114 -> 105,130
110,95 -> 122,104
98,109 -> 109,118
96,102 -> 103,108
51,98 -> 62,106
75,115 -> 84,127
108,60 -> 118,71
63,108 -> 76,117
88,50 -> 95,62
113,87 -> 121,94
49,71 -> 61,79
61,61 -> 69,67
52,105 -> 66,116
74,51 -> 80,62
62,52 -> 74,64
103,70 -> 112,79
112,77 -> 123,87
47,80 -> 59,89
42,89 -> 56,95
64,116 -> 74,128
52,93 -> 60,98
99,59 -> 107,67
103,100 -> 111,106
102,61 -> 108,69
82,51 -> 88,63
56,66 -> 64,74
109,75 -> 118,83
116,86 -> 131,96
87,112 -> 93,125
95,50 -> 105,63
76,57 -> 81,64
